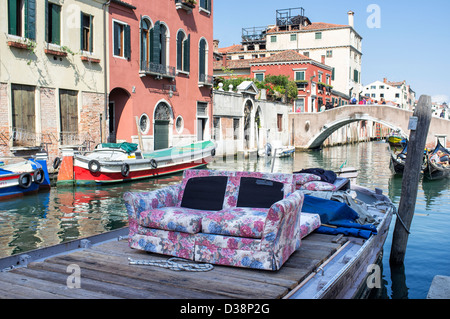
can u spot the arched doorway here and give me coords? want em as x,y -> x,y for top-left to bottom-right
154,101 -> 173,150
109,87 -> 131,143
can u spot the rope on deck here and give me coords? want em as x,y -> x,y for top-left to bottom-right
128,257 -> 214,272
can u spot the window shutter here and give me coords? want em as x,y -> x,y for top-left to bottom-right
151,21 -> 161,64
89,15 -> 93,52
80,11 -> 83,50
51,4 -> 61,45
199,39 -> 206,80
184,34 -> 190,72
177,31 -> 183,70
25,0 -> 37,40
207,0 -> 211,11
124,24 -> 131,59
8,0 -> 17,35
332,67 -> 335,81
113,22 -> 120,56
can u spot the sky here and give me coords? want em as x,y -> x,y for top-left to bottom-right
213,0 -> 450,104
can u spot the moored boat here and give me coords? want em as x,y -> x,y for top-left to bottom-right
386,130 -> 405,148
258,142 -> 295,158
424,141 -> 450,180
67,140 -> 216,185
0,158 -> 49,201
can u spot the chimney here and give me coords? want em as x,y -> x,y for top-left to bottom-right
348,11 -> 355,28
383,78 -> 387,83
222,54 -> 228,68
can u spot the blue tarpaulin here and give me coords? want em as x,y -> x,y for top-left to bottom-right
302,194 -> 377,239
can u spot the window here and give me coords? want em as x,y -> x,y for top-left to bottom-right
271,35 -> 277,43
255,73 -> 264,82
139,114 -> 150,134
81,13 -> 93,52
295,71 -> 305,81
303,52 -> 309,57
59,89 -> 78,145
8,0 -> 36,39
326,50 -> 333,57
290,34 -> 297,41
175,116 -> 184,134
315,32 -> 322,39
213,117 -> 220,140
177,30 -> 190,72
233,118 -> 240,140
199,38 -> 208,82
277,114 -> 283,132
318,73 -> 323,83
113,20 -> 130,59
395,93 -> 400,98
354,69 -> 359,83
296,98 -> 305,112
11,84 -> 36,146
199,0 -> 211,12
46,2 -> 60,45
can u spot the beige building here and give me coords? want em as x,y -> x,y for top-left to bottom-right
219,9 -> 362,99
363,78 -> 416,110
0,0 -> 108,160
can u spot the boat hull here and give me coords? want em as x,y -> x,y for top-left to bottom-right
0,159 -> 49,201
72,141 -> 216,185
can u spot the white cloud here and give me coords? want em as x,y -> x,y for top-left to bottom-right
432,95 -> 449,104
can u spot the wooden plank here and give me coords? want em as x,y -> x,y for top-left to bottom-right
0,271 -> 118,299
46,250 -> 289,299
12,267 -> 154,299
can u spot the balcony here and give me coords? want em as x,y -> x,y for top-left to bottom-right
198,74 -> 214,87
140,61 -> 176,80
175,0 -> 196,13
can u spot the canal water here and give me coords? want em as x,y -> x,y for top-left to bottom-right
0,141 -> 449,299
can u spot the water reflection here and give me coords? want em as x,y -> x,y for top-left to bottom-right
0,141 -> 449,299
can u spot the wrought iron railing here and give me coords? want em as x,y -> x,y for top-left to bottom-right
140,61 -> 176,79
199,74 -> 214,86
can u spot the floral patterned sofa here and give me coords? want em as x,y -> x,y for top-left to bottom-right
124,169 -> 321,271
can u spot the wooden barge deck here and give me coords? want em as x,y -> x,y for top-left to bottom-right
0,229 -> 350,299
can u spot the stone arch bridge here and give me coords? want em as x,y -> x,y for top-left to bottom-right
289,105 -> 450,149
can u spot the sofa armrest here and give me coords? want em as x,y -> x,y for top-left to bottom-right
261,190 -> 304,250
123,184 -> 182,220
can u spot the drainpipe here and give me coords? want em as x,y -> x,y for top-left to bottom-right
102,1 -> 111,143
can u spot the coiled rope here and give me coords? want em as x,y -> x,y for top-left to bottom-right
128,257 -> 214,272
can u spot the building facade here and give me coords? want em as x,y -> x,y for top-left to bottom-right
218,8 -> 362,99
363,78 -> 416,110
0,0 -> 107,160
108,0 -> 214,151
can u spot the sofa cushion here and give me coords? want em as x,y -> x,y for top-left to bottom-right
138,207 -> 215,234
201,207 -> 268,239
300,181 -> 337,191
236,177 -> 284,208
180,176 -> 228,211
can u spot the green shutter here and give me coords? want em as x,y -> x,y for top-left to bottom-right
8,0 -> 18,35
199,39 -> 206,80
332,67 -> 335,81
296,71 -> 305,81
51,4 -> 61,45
25,0 -> 36,40
89,15 -> 93,52
184,34 -> 190,72
151,21 -> 161,64
124,24 -> 131,59
80,11 -> 83,50
177,31 -> 183,70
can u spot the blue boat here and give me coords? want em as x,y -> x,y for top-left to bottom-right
0,158 -> 50,201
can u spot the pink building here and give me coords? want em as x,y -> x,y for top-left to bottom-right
108,0 -> 214,150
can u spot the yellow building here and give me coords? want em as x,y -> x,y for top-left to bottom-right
0,0 -> 108,160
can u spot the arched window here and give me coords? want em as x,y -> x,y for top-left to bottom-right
140,18 -> 151,69
199,38 -> 208,82
177,30 -> 190,73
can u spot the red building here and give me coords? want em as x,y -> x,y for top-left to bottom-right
214,50 -> 348,112
108,0 -> 214,150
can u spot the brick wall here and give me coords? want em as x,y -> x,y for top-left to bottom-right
39,87 -> 59,159
79,92 -> 105,150
0,83 -> 10,157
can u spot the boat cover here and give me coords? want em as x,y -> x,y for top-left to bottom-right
301,194 -> 377,239
99,142 -> 138,154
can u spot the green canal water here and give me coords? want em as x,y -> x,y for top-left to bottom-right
0,141 -> 449,299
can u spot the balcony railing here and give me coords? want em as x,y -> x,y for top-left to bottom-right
199,74 -> 214,86
175,0 -> 196,12
140,61 -> 176,79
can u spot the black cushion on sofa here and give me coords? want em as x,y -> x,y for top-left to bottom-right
236,177 -> 284,208
180,176 -> 228,211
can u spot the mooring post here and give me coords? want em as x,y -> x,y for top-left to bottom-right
389,95 -> 432,265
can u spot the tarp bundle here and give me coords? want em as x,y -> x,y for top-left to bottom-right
302,194 -> 377,239
100,142 -> 139,154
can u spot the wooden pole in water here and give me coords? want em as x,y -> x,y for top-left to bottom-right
390,95 -> 432,265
